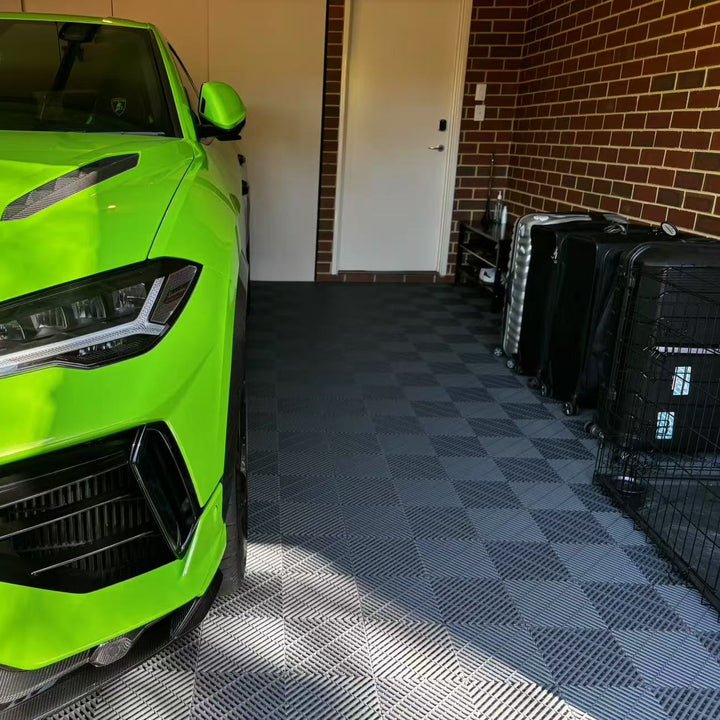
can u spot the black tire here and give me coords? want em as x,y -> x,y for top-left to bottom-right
219,386 -> 248,595
493,347 -> 504,358
563,401 -> 577,417
506,358 -> 516,371
540,382 -> 549,397
527,376 -> 540,390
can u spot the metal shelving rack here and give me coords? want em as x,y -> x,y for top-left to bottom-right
454,221 -> 511,308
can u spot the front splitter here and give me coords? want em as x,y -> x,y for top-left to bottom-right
0,571 -> 221,720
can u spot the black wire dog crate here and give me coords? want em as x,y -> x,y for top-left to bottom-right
593,242 -> 720,611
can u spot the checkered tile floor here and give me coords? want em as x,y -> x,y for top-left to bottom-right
55,283 -> 720,720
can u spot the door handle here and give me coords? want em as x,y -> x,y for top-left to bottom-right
428,145 -> 445,152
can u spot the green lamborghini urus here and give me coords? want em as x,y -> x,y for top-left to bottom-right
0,13 -> 250,716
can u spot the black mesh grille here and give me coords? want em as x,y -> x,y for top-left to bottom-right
0,430 -> 177,593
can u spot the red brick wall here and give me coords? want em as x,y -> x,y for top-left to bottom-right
447,0 -> 528,276
507,0 -> 720,239
316,0 -> 344,281
316,0 -> 720,281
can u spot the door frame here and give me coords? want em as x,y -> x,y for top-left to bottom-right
331,0 -> 472,276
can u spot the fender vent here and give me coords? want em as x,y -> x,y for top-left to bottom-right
2,154 -> 139,222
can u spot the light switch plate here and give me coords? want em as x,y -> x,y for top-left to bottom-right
475,83 -> 487,101
474,104 -> 486,122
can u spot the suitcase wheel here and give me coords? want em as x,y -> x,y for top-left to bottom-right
540,382 -> 549,397
506,358 -> 516,371
493,347 -> 504,358
584,421 -> 601,439
527,377 -> 540,390
562,400 -> 577,417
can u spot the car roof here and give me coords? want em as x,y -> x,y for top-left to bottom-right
0,12 -> 155,31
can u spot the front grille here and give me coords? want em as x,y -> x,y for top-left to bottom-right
0,427 -> 195,593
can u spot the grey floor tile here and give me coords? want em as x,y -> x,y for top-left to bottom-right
284,674 -> 382,719
375,675 -> 475,720
469,507 -> 548,543
386,454 -> 448,480
418,416 -> 476,436
69,284 -> 719,720
448,624 -> 555,686
283,574 -> 362,620
583,583 -> 687,631
336,474 -> 401,506
531,509 -> 616,544
452,479 -> 522,509
654,687 -> 720,720
416,537 -> 499,579
654,585 -> 720,634
510,481 -> 586,510
431,577 -> 523,626
378,432 -> 436,455
357,575 -> 443,623
507,579 -> 607,630
486,541 -> 571,582
282,535 -> 354,576
480,436 -> 544,458
531,627 -> 643,686
365,620 -> 463,682
348,536 -> 424,578
405,506 -> 478,540
279,475 -> 339,505
281,503 -> 345,537
333,453 -> 391,478
342,505 -> 413,538
559,685 -> 671,720
394,476 -> 464,507
553,543 -> 650,585
285,616 -> 372,677
325,432 -> 382,455
616,629 -> 720,688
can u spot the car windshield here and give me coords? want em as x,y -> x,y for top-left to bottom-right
0,19 -> 178,136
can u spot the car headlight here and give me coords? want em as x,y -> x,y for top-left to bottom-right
0,259 -> 200,378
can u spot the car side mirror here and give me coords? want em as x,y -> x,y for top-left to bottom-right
198,82 -> 246,139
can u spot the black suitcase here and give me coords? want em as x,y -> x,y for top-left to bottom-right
503,213 -> 626,377
536,224 -> 684,415
595,239 -> 720,453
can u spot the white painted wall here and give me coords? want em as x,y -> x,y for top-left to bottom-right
23,0 -> 111,14
208,0 -> 325,281
9,0 -> 326,281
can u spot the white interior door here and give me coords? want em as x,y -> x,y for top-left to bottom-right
337,0 -> 465,273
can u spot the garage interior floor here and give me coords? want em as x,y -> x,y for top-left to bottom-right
55,283 -> 720,720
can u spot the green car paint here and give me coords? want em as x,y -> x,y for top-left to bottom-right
199,82 -> 248,132
0,12 -> 249,674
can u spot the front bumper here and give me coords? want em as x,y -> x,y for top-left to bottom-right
0,265 -> 235,672
0,571 -> 221,719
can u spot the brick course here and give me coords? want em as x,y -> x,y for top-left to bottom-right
316,0 -> 720,281
505,0 -> 720,257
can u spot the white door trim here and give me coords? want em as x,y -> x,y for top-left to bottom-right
436,0 -> 472,275
331,0 -> 472,276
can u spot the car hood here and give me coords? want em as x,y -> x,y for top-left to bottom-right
0,132 -> 195,303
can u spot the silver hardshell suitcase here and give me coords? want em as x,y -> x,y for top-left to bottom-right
499,213 -> 625,374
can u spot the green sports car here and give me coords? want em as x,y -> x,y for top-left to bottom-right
0,13 -> 249,716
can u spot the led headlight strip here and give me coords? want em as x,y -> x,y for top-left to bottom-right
0,259 -> 200,378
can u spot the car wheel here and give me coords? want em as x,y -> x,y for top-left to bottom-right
219,385 -> 248,595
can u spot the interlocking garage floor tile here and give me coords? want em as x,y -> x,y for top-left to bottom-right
50,284 -> 720,720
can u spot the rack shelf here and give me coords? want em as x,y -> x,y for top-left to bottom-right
454,221 -> 511,307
